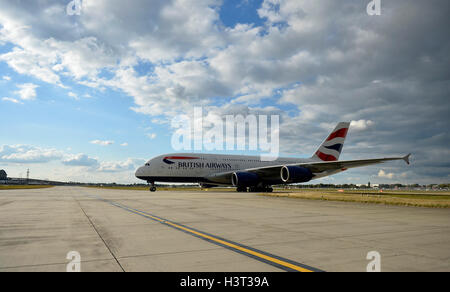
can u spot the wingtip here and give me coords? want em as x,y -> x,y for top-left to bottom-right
403,153 -> 411,165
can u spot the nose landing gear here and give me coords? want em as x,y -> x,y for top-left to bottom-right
148,181 -> 156,192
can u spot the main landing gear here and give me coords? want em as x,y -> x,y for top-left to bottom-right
236,186 -> 273,193
148,181 -> 156,192
249,186 -> 273,193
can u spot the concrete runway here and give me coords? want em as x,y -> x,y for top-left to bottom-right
0,186 -> 449,272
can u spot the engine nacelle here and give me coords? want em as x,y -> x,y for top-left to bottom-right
232,172 -> 259,187
281,166 -> 313,183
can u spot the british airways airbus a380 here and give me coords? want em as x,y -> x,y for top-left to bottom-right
135,122 -> 411,192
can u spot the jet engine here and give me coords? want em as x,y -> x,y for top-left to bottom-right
280,166 -> 313,183
231,172 -> 259,187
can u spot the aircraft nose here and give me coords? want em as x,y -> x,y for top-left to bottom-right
135,166 -> 144,178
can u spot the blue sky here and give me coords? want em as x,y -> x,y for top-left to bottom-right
0,0 -> 449,184
1,64 -> 152,158
220,0 -> 264,27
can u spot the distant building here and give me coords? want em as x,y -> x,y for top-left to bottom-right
0,169 -> 7,180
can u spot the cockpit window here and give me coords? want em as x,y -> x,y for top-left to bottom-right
145,163 -> 150,166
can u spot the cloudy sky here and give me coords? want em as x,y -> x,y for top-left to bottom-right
0,0 -> 448,184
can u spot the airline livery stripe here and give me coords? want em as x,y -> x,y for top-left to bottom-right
164,156 -> 200,160
326,128 -> 348,141
90,195 -> 323,272
324,143 -> 343,153
322,137 -> 345,145
316,151 -> 337,161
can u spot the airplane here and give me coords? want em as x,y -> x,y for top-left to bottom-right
135,122 -> 411,192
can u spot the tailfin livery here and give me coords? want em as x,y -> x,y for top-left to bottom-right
312,122 -> 350,161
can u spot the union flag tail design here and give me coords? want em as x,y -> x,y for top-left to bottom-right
312,122 -> 350,162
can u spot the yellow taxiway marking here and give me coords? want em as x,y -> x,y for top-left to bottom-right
95,197 -> 321,272
127,207 -> 316,272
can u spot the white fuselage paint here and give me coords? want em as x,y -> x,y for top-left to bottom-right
134,153 -> 336,185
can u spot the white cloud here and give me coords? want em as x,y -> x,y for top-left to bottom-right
2,97 -> 22,104
120,142 -> 128,147
98,158 -> 145,172
2,75 -> 11,81
0,145 -> 63,163
68,92 -> 79,100
90,140 -> 114,146
350,120 -> 374,131
0,143 -> 146,182
62,154 -> 98,167
378,170 -> 395,179
147,133 -> 157,139
14,83 -> 38,100
0,48 -> 62,85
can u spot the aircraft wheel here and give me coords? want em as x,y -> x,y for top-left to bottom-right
150,186 -> 156,192
249,186 -> 264,192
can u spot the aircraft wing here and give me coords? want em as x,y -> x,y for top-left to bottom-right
248,154 -> 410,176
291,154 -> 411,174
205,154 -> 410,184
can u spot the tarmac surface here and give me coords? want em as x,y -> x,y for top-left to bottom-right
0,186 -> 449,272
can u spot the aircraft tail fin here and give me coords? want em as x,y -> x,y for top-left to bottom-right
312,122 -> 350,162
